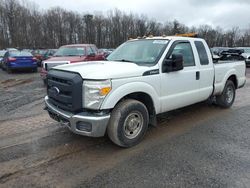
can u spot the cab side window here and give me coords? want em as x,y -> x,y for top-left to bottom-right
170,42 -> 195,67
90,46 -> 98,54
194,41 -> 209,65
86,47 -> 95,55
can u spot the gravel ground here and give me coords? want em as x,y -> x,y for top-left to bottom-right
0,67 -> 249,188
0,68 -> 46,121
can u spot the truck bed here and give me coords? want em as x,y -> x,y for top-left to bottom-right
213,60 -> 246,95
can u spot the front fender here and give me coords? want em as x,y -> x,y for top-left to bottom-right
101,81 -> 161,114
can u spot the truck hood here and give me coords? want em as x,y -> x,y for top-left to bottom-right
53,61 -> 153,79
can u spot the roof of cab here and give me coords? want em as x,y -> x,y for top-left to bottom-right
60,44 -> 96,47
128,36 -> 204,42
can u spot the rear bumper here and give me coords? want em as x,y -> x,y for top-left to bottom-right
44,96 -> 110,137
8,62 -> 37,69
8,65 -> 37,70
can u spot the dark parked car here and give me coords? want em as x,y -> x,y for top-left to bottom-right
43,49 -> 57,60
210,47 -> 231,55
98,48 -> 115,58
32,49 -> 57,67
32,49 -> 47,66
2,51 -> 37,73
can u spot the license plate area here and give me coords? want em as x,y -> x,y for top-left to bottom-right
48,110 -> 70,127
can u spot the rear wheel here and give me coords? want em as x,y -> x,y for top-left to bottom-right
216,80 -> 235,108
107,99 -> 149,147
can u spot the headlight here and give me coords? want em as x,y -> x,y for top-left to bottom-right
83,80 -> 112,109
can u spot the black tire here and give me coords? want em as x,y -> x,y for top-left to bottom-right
216,80 -> 235,108
107,99 -> 149,147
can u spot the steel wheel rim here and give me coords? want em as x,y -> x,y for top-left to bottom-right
225,85 -> 234,104
123,111 -> 143,139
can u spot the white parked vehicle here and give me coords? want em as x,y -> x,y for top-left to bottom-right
45,36 -> 246,147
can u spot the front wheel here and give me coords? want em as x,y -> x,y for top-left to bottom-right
107,99 -> 149,147
216,80 -> 235,108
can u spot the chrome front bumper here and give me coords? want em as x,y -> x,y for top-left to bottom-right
44,96 -> 110,137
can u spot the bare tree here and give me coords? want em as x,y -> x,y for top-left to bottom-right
0,0 -> 250,49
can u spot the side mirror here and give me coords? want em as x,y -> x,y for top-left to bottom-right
162,53 -> 184,73
87,52 -> 96,57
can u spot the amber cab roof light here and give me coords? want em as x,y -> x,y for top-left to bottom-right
175,33 -> 198,38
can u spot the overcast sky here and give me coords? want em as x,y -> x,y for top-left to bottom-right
34,0 -> 250,29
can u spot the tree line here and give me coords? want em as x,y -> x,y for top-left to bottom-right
1,0 -> 250,49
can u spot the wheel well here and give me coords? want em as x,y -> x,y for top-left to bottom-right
118,92 -> 157,126
228,75 -> 237,88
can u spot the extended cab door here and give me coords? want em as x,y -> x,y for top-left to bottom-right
160,40 -> 201,112
194,40 -> 214,100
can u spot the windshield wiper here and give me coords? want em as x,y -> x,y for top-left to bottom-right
113,59 -> 135,63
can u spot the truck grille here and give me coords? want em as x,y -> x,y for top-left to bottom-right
47,70 -> 83,113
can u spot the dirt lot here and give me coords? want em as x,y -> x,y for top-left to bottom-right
0,68 -> 250,188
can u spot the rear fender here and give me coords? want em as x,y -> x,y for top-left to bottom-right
214,69 -> 237,95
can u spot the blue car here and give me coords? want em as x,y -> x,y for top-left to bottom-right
2,51 -> 37,73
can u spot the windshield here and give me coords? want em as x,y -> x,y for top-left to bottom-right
54,47 -> 85,57
107,39 -> 169,65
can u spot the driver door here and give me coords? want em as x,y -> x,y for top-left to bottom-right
160,41 -> 201,113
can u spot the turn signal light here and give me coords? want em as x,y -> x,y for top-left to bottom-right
99,87 -> 111,96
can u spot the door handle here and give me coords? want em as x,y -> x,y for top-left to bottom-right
196,71 -> 200,80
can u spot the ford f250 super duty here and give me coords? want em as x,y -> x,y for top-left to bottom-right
44,36 -> 246,147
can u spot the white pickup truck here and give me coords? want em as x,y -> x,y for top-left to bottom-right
45,36 -> 246,147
